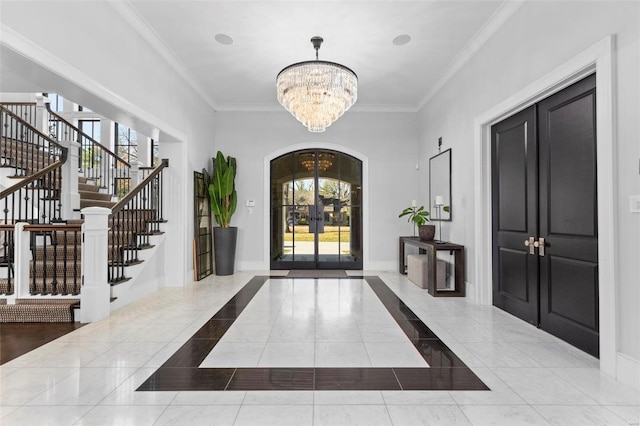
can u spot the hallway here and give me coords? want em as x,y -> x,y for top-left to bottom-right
0,271 -> 638,425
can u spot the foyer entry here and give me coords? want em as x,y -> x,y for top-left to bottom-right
491,74 -> 599,357
270,149 -> 362,270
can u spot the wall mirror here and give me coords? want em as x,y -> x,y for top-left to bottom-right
429,148 -> 452,221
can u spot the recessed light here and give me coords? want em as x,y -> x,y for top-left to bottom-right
392,34 -> 411,46
215,33 -> 234,45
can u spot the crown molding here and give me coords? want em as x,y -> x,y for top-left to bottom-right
416,0 -> 527,111
108,0 -> 220,112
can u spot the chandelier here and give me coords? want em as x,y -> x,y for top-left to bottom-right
276,37 -> 358,133
300,152 -> 334,172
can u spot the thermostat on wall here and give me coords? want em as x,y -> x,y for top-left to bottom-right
246,200 -> 255,207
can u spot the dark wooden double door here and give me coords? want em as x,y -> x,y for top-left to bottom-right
491,74 -> 599,357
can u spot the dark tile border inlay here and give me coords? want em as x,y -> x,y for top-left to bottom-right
137,275 -> 489,391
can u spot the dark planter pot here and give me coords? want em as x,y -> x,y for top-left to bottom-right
418,224 -> 436,242
213,226 -> 237,276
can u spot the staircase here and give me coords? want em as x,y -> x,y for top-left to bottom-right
0,101 -> 168,323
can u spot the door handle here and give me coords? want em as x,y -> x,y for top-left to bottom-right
534,237 -> 545,256
524,237 -> 535,255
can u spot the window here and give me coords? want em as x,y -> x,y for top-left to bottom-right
151,139 -> 159,167
114,123 -> 138,163
46,93 -> 63,112
79,120 -> 100,142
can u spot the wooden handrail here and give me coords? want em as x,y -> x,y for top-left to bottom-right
23,223 -> 83,232
45,104 -> 130,169
0,105 -> 67,154
0,158 -> 67,200
111,158 -> 168,215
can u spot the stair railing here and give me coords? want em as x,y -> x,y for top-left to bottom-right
108,158 -> 168,284
1,105 -> 66,177
45,104 -> 132,200
0,105 -> 68,296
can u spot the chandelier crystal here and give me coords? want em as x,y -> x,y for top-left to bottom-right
300,152 -> 334,172
277,37 -> 357,133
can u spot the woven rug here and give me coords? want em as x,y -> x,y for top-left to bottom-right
287,270 -> 347,278
0,299 -> 79,323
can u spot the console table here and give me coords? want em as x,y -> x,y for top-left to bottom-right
399,237 -> 465,297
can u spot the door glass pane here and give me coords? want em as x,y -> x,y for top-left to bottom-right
271,149 -> 362,268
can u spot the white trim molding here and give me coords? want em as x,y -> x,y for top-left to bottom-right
473,36 -> 618,378
263,142 -> 369,271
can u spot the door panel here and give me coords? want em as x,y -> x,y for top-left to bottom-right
492,74 -> 599,357
538,74 -> 598,357
491,106 -> 539,325
271,149 -> 362,269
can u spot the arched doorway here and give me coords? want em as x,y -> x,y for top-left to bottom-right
270,149 -> 363,269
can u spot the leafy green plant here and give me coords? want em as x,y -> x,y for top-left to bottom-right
208,151 -> 237,227
399,205 -> 430,235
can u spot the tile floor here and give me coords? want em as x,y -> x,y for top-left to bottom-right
0,270 -> 638,425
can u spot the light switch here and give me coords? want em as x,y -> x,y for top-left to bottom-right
247,208 -> 254,215
246,200 -> 255,207
630,195 -> 640,213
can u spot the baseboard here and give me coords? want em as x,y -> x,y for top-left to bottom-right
363,261 -> 396,271
237,261 -> 268,271
616,352 -> 640,390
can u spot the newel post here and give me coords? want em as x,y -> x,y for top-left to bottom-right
59,139 -> 81,220
80,207 -> 110,323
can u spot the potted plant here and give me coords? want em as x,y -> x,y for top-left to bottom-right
209,150 -> 237,275
399,205 -> 435,241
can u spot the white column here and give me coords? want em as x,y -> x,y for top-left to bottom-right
58,140 -> 81,220
137,136 -> 151,167
130,160 -> 141,187
80,207 -> 110,323
14,222 -> 31,298
35,95 -> 49,134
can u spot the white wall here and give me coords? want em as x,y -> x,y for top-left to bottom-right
0,1 -> 218,283
418,1 -> 640,364
212,110 -> 420,270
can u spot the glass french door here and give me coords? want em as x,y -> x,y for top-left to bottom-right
270,149 -> 362,269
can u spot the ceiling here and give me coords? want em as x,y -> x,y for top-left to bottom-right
120,1 -> 515,112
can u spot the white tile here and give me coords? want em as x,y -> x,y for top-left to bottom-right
25,367 -> 136,406
75,405 -> 167,426
243,390 -> 314,405
199,342 -> 265,367
268,318 -> 315,343
548,367 -> 640,405
386,404 -> 472,425
314,391 -> 384,405
492,367 -> 599,405
314,404 -> 392,426
234,405 -> 313,426
258,342 -> 315,367
315,320 -> 362,342
364,341 -> 427,367
142,341 -> 185,368
98,368 -> 177,405
84,342 -> 168,368
171,390 -> 246,405
511,342 -> 599,368
154,405 -> 240,426
122,322 -> 191,343
0,405 -> 20,420
382,390 -> 455,405
462,342 -> 544,368
315,342 -> 372,367
604,405 -> 640,424
358,324 -> 408,342
0,367 -> 78,405
533,405 -> 628,425
461,405 -> 551,425
0,405 -> 91,426
218,324 -> 273,343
